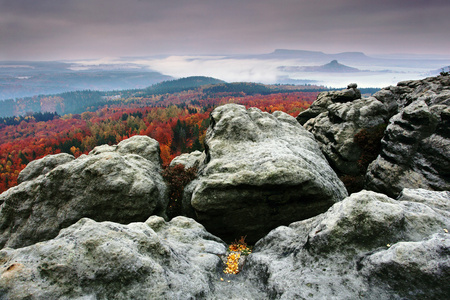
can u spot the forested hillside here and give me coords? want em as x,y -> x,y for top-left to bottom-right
0,81 -> 317,193
0,76 -> 328,118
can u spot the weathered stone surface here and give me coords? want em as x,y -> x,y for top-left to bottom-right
0,135 -> 167,249
17,153 -> 74,184
397,188 -> 450,211
184,104 -> 347,243
297,83 -> 390,178
296,85 -> 362,125
366,75 -> 450,197
244,189 -> 450,299
170,150 -> 204,169
302,95 -> 388,176
0,216 -> 228,299
90,134 -> 162,164
360,233 -> 450,299
297,75 -> 450,196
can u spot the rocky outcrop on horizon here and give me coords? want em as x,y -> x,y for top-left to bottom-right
297,75 -> 450,197
0,135 -> 167,249
366,75 -> 450,197
183,104 -> 347,243
297,83 -> 387,180
280,60 -> 361,73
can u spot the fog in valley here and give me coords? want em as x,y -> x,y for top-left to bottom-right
72,50 -> 450,88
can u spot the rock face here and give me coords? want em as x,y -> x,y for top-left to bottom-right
0,216 -> 228,299
244,189 -> 450,299
16,153 -> 75,184
1,75 -> 447,298
183,104 -> 347,243
366,75 -> 450,197
0,135 -> 167,249
296,83 -> 388,179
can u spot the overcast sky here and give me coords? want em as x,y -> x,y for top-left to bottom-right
1,0 -> 449,61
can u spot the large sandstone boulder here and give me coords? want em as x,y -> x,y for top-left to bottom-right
296,84 -> 389,184
366,75 -> 450,197
0,135 -> 167,249
244,189 -> 450,299
183,104 -> 347,243
0,216 -> 228,299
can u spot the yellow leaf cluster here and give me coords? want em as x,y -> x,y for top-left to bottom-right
224,252 -> 241,275
223,236 -> 252,275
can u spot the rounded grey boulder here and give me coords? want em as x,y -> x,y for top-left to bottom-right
170,150 -> 204,169
184,104 -> 347,243
0,216 -> 226,299
0,135 -> 167,249
245,189 -> 450,299
17,153 -> 75,184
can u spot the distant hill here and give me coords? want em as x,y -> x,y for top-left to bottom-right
141,76 -> 225,96
0,75 -> 330,118
279,60 -> 361,73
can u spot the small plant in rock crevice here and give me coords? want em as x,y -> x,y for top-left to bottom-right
161,164 -> 198,219
223,236 -> 252,275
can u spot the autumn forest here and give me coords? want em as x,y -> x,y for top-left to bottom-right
0,77 -> 324,193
